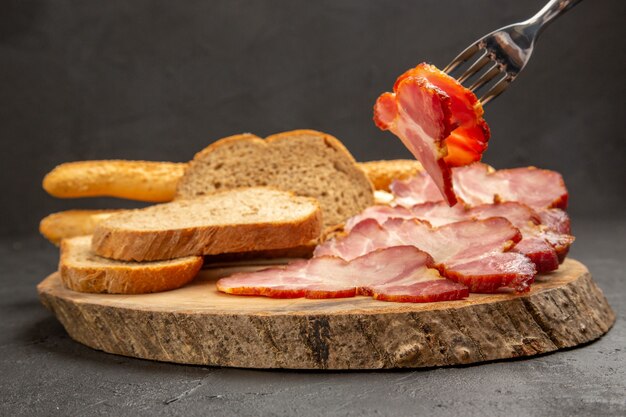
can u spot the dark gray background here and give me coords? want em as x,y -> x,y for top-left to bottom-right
1,1 -> 625,416
1,0 -> 625,236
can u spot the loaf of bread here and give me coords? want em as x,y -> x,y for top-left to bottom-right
92,187 -> 323,261
59,236 -> 203,294
42,157 -> 421,206
176,130 -> 375,229
43,160 -> 186,202
40,210 -> 123,244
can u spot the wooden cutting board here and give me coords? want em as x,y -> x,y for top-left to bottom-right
37,258 -> 615,369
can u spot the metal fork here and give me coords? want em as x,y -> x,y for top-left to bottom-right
444,0 -> 583,105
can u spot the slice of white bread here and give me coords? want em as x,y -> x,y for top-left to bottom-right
43,160 -> 186,202
176,130 -> 375,229
60,236 -> 203,294
92,187 -> 323,261
40,210 -> 122,245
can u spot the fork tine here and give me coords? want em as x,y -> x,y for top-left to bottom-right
479,76 -> 511,106
457,53 -> 490,84
443,44 -> 480,74
468,64 -> 501,92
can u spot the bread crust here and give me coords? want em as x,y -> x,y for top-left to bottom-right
188,133 -> 265,160
59,237 -> 203,294
176,130 -> 375,229
43,160 -> 186,202
91,188 -> 323,261
359,160 -> 424,191
265,129 -> 360,163
40,209 -> 124,245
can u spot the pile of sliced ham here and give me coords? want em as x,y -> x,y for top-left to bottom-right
391,162 -> 568,210
216,62 -> 574,304
217,246 -> 469,303
315,217 -> 536,293
345,201 -> 574,273
216,161 -> 573,303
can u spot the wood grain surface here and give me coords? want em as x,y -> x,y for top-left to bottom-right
37,259 -> 615,369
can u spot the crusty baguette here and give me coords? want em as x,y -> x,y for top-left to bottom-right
92,187 -> 323,261
358,159 -> 423,191
60,236 -> 203,294
43,160 -> 186,202
40,210 -> 124,245
176,130 -> 375,229
41,157 -> 419,203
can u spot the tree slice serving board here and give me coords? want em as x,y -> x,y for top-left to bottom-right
37,258 -> 615,369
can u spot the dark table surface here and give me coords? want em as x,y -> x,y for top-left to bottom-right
1,216 -> 624,417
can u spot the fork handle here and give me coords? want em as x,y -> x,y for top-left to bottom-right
526,0 -> 584,36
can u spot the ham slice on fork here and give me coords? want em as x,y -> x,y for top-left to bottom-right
374,63 -> 490,205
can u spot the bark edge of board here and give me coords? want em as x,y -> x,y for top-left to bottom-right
37,259 -> 615,369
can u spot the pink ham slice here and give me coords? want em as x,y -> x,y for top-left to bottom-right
453,164 -> 568,209
316,217 -> 536,293
374,76 -> 457,205
344,201 -> 574,273
535,208 -> 572,261
391,169 -> 449,208
537,208 -> 572,234
468,203 -> 574,267
344,205 -> 415,232
390,162 -> 569,210
216,246 -> 469,303
373,63 -> 491,205
345,201 -> 500,230
468,204 -> 559,272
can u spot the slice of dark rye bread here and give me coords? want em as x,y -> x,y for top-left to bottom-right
60,236 -> 203,294
175,130 -> 375,230
91,187 -> 323,261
